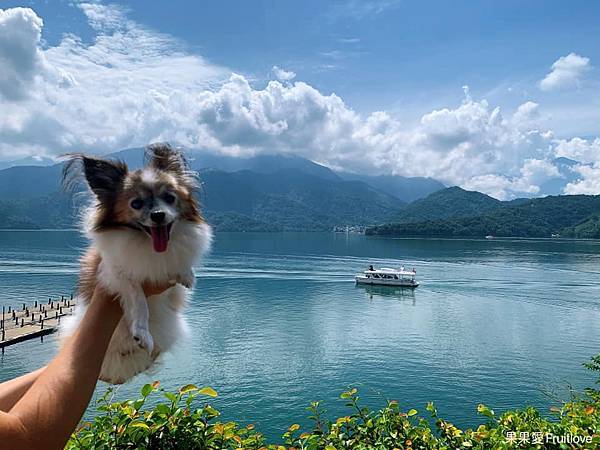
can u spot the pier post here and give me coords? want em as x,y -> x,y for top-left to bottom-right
1,328 -> 4,341
22,303 -> 25,311
2,305 -> 4,324
41,319 -> 44,330
20,319 -> 24,327
70,293 -> 73,300
7,306 -> 10,313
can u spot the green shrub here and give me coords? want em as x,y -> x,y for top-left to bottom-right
67,355 -> 600,449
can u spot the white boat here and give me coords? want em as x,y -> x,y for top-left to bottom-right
355,266 -> 419,288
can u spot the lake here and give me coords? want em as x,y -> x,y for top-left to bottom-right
1,230 -> 599,439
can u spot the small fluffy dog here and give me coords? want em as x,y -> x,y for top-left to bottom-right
62,143 -> 212,384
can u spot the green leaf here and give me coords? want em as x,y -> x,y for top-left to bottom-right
179,384 -> 199,394
164,392 -> 178,403
141,384 -> 153,397
128,421 -> 149,430
407,409 -> 418,417
199,386 -> 218,397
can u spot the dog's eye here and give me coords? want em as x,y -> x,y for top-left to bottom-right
163,193 -> 176,204
130,198 -> 144,210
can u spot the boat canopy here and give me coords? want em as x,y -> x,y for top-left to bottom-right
365,267 -> 416,276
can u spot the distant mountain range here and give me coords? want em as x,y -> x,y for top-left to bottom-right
3,148 -> 599,236
367,186 -> 600,238
0,148 -> 443,231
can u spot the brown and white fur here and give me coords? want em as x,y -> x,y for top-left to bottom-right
62,143 -> 212,384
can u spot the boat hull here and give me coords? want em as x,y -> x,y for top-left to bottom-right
355,275 -> 419,288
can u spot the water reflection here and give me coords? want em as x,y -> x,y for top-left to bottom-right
356,284 -> 417,304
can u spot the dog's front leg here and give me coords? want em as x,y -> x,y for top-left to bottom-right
175,268 -> 195,289
119,284 -> 154,353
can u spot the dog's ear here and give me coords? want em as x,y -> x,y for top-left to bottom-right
146,142 -> 188,175
62,154 -> 128,200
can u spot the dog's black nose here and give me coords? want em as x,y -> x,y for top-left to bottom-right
150,211 -> 166,224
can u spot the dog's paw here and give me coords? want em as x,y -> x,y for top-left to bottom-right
130,323 -> 154,353
177,270 -> 195,289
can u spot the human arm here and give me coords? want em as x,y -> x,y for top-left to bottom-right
0,286 -> 122,450
0,280 -> 175,450
0,367 -> 45,413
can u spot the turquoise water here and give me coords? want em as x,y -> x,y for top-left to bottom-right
1,231 -> 600,438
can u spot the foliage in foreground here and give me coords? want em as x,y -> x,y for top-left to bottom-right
67,355 -> 600,449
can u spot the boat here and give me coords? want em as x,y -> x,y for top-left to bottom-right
355,267 -> 419,288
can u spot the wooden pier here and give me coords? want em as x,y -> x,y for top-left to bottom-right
0,295 -> 76,350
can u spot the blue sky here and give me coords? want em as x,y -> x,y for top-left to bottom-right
1,1 -> 599,198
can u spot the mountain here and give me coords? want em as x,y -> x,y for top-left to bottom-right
0,164 -> 65,200
0,155 -> 56,170
0,147 -> 445,204
198,169 -> 404,231
393,186 -> 502,223
562,215 -> 600,238
106,148 -> 341,181
336,172 -> 444,202
537,157 -> 583,196
0,193 -> 75,229
0,149 -> 405,231
367,193 -> 600,238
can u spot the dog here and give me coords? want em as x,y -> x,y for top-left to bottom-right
61,143 -> 212,384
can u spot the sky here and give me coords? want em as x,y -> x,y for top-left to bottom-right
0,0 -> 599,199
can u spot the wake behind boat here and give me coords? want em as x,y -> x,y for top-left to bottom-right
355,265 -> 419,288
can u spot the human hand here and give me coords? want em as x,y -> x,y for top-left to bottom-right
142,281 -> 176,297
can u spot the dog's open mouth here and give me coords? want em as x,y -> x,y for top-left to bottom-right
140,223 -> 173,253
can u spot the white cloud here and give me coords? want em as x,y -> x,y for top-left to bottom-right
512,101 -> 540,127
564,164 -> 600,195
540,53 -> 591,91
557,137 -> 600,195
0,7 -> 45,100
77,2 -> 129,31
554,137 -> 600,164
328,0 -> 402,21
0,5 -> 598,199
271,66 -> 296,82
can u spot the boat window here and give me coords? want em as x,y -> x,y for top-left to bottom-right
394,275 -> 398,279
373,274 -> 379,278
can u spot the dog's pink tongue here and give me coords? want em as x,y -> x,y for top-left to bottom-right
150,225 -> 169,253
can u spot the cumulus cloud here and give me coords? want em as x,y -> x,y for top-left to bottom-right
556,137 -> 600,195
554,137 -> 600,164
0,5 -> 597,199
540,53 -> 591,91
564,164 -> 600,195
0,7 -> 45,100
272,66 -> 296,81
